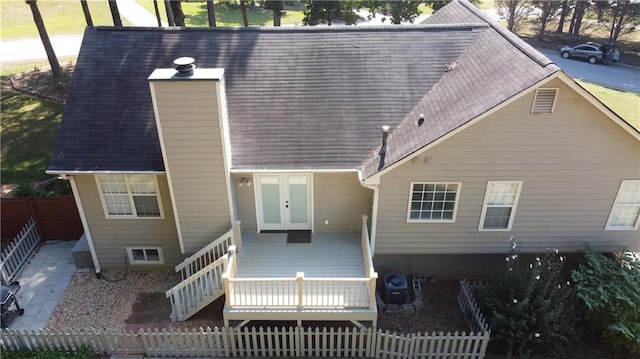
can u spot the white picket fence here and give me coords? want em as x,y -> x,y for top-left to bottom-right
1,326 -> 490,358
457,280 -> 491,333
1,218 -> 41,285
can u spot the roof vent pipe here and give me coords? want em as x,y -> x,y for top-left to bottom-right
378,125 -> 390,170
173,57 -> 195,76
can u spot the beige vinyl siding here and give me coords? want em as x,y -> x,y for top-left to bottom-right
74,175 -> 181,270
375,78 -> 640,254
233,173 -> 258,233
313,172 -> 372,233
151,80 -> 232,253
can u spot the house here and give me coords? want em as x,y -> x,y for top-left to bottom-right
47,0 -> 639,326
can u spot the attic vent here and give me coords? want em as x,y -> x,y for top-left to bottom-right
531,88 -> 558,114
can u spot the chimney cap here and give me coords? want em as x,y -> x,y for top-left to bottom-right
173,57 -> 195,75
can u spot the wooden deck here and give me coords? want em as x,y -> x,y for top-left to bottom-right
223,229 -> 378,328
236,232 -> 366,278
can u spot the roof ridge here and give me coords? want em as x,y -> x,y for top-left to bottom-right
92,23 -> 488,33
456,0 -> 554,67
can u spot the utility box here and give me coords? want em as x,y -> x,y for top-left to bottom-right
382,274 -> 408,305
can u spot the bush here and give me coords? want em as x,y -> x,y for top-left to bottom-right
571,246 -> 640,353
479,238 -> 578,358
2,345 -> 95,358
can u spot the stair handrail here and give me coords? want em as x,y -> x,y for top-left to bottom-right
166,253 -> 229,321
175,220 -> 241,279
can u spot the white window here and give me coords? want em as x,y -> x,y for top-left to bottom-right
126,247 -> 164,265
407,182 -> 460,222
479,181 -> 523,231
606,180 -> 640,230
96,174 -> 163,218
531,88 -> 558,114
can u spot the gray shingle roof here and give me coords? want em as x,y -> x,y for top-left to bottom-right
48,0 -> 559,177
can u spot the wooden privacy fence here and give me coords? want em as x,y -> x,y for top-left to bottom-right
0,218 -> 41,285
1,196 -> 82,242
1,326 -> 490,358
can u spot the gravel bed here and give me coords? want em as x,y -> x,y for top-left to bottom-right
47,272 -> 468,333
46,271 -> 226,331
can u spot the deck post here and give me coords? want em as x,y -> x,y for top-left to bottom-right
296,272 -> 304,309
369,272 -> 378,310
233,220 -> 243,253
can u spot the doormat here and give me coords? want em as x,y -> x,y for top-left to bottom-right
287,230 -> 311,244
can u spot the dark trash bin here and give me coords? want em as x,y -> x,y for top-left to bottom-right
382,274 -> 408,305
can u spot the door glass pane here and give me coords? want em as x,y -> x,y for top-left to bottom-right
261,177 -> 281,224
288,176 -> 308,224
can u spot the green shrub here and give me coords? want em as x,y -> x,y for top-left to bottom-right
479,238 -> 578,358
2,345 -> 95,358
572,246 -> 640,353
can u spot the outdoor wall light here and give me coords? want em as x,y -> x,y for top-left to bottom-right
239,177 -> 252,187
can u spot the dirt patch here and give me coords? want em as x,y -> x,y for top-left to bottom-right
7,63 -> 73,103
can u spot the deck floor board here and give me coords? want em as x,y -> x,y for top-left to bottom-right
237,232 -> 366,278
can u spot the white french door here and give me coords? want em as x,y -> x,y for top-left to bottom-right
257,174 -> 311,231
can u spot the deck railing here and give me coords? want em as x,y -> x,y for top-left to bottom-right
223,218 -> 378,310
361,214 -> 378,309
174,220 -> 241,280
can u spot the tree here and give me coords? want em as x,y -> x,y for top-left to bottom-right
240,0 -> 249,27
264,0 -> 284,26
80,0 -> 93,27
108,0 -> 123,27
25,0 -> 62,78
164,0 -> 175,26
595,0 -> 640,43
495,0 -> 535,34
206,0 -> 217,27
302,1 -> 357,26
363,1 -> 423,24
153,0 -> 162,27
568,0 -> 589,40
531,0 -> 561,40
170,1 -> 186,26
556,0 -> 570,33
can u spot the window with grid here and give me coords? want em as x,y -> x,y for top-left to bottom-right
606,180 -> 640,230
479,181 -> 522,231
126,247 -> 164,264
97,174 -> 162,218
407,183 -> 460,222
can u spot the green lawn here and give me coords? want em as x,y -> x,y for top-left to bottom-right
0,89 -> 63,185
136,1 -> 305,27
578,81 -> 640,130
0,0 -> 131,40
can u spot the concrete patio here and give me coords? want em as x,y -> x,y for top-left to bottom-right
5,240 -> 88,331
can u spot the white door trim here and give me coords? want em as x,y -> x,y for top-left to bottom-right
255,173 -> 312,232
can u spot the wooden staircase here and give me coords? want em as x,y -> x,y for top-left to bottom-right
165,221 -> 241,321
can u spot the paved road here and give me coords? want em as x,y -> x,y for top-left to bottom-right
538,48 -> 639,94
1,4 -> 638,94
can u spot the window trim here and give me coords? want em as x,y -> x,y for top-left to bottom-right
531,88 -> 559,114
406,182 -> 461,223
478,181 -> 523,232
95,174 -> 164,219
605,180 -> 640,231
126,246 -> 165,265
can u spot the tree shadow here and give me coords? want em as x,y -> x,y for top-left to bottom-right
185,2 -> 273,27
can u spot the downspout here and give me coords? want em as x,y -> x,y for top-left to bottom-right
68,176 -> 101,273
359,172 -> 380,255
